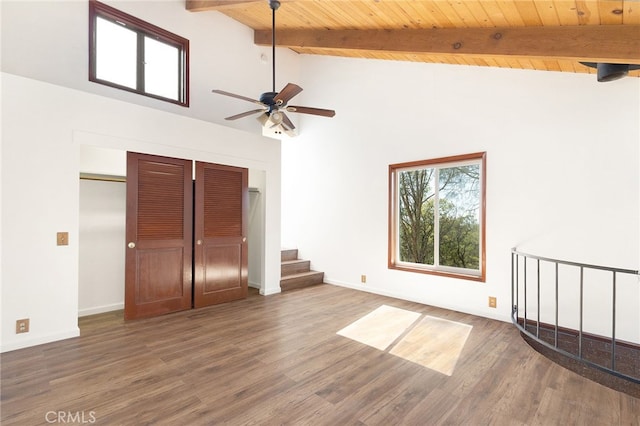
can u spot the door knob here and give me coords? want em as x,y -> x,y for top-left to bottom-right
197,240 -> 202,245
242,237 -> 247,243
128,242 -> 136,248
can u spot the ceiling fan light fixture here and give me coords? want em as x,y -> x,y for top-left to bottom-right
256,112 -> 269,127
258,113 -> 296,138
257,111 -> 284,130
270,110 -> 283,125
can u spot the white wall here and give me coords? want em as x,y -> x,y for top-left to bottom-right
248,171 -> 266,289
283,55 -> 640,341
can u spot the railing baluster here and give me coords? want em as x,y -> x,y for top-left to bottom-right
515,253 -> 519,325
511,251 -> 515,321
611,271 -> 616,372
554,262 -> 558,348
579,266 -> 583,359
510,248 -> 639,384
524,257 -> 527,333
536,259 -> 540,338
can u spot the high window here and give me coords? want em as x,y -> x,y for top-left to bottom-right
89,0 -> 189,106
388,152 -> 486,281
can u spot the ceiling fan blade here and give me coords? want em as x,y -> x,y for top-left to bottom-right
225,109 -> 265,120
286,106 -> 336,118
281,112 -> 295,130
274,83 -> 303,105
212,89 -> 263,106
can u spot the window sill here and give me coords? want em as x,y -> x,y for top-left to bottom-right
388,263 -> 485,282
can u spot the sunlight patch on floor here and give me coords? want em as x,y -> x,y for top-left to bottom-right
337,305 -> 473,376
390,315 -> 472,376
336,305 -> 421,350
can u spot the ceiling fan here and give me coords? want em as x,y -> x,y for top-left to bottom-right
211,0 -> 335,137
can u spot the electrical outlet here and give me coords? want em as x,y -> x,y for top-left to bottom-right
361,275 -> 366,284
57,232 -> 69,246
488,296 -> 497,308
16,318 -> 30,334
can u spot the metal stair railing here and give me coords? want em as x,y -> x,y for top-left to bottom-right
511,248 -> 640,384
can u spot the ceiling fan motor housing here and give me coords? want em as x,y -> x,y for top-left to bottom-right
259,92 -> 277,105
259,91 -> 281,114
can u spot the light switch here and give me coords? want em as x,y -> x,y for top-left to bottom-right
57,232 -> 69,246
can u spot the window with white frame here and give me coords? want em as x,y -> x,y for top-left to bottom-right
388,152 -> 486,281
89,0 -> 189,106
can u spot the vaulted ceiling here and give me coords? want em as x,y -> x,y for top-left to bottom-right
186,0 -> 640,79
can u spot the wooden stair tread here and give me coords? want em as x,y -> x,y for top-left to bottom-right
280,271 -> 324,280
281,258 -> 311,277
281,259 -> 307,265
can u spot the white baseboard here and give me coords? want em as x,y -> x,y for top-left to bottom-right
1,327 -> 80,353
261,286 -> 281,296
324,278 -> 511,323
78,302 -> 124,317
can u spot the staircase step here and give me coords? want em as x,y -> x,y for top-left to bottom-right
280,271 -> 324,291
281,259 -> 311,276
281,249 -> 299,262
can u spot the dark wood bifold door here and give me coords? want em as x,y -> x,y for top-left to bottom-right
194,162 -> 249,308
125,153 -> 193,320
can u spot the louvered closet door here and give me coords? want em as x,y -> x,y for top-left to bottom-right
194,162 -> 248,308
125,152 -> 193,320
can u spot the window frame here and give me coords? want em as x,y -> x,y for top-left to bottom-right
89,0 -> 189,106
388,152 -> 486,282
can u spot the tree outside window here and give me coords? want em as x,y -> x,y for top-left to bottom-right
389,152 -> 486,281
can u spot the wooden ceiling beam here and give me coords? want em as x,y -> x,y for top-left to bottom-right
186,0 -> 259,12
254,25 -> 640,64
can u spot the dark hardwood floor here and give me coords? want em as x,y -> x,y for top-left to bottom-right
2,284 -> 638,425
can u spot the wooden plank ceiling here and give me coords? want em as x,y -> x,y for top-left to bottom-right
186,1 -> 640,78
